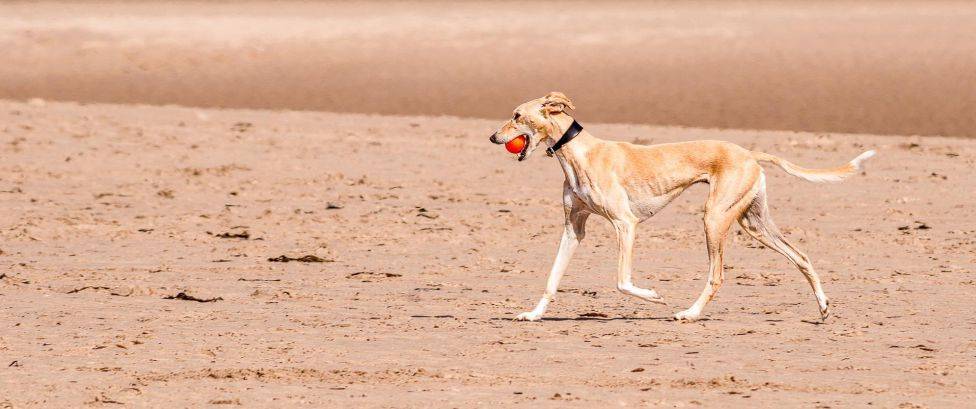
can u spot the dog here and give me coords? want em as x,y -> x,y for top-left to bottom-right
489,92 -> 874,322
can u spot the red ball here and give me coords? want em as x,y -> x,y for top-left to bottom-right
505,135 -> 527,154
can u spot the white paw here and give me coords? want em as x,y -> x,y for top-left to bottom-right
642,291 -> 668,306
618,285 -> 668,305
819,298 -> 831,321
514,312 -> 542,321
673,309 -> 701,322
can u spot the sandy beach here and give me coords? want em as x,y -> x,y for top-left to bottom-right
1,1 -> 975,407
1,99 -> 974,407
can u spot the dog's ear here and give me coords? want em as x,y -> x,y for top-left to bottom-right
542,92 -> 575,115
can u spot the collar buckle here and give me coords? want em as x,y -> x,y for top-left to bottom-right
547,120 -> 583,158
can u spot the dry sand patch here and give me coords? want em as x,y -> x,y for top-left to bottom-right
0,100 -> 973,406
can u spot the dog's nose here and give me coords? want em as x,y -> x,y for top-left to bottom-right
489,133 -> 499,144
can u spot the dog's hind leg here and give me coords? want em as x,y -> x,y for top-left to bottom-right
675,168 -> 761,322
515,187 -> 589,321
737,176 -> 830,320
673,210 -> 736,321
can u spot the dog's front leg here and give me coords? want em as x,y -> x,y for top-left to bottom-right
612,218 -> 666,305
515,204 -> 588,321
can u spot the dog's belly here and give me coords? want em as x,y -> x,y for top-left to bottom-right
629,195 -> 673,220
628,187 -> 687,220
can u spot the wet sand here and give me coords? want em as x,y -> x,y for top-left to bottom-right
2,1 -> 976,137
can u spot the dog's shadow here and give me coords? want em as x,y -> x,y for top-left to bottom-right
410,314 -> 728,323
488,316 -> 825,324
488,315 -> 704,322
540,316 -> 676,322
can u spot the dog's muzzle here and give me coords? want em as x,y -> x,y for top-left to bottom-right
489,133 -> 502,144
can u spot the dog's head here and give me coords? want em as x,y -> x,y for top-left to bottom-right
489,92 -> 575,161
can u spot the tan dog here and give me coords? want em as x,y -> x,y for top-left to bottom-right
489,92 -> 874,322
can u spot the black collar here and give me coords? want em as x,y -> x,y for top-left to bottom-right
546,120 -> 583,157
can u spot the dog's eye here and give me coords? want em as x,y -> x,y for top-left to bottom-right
513,113 -> 521,121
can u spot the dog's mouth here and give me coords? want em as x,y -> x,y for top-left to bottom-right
516,135 -> 530,162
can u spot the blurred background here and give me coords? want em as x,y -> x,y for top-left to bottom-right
2,0 -> 975,137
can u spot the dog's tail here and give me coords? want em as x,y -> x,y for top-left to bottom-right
751,150 -> 876,183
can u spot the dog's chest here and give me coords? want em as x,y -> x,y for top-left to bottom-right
558,156 -> 586,195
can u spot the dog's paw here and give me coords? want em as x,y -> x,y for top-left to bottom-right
618,285 -> 668,305
645,293 -> 668,306
673,309 -> 701,322
819,298 -> 831,322
514,312 -> 542,321
634,288 -> 667,305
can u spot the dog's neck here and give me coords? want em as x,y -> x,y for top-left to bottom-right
545,114 -> 600,191
546,114 -> 599,154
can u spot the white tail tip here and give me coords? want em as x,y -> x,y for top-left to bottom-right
851,150 -> 876,169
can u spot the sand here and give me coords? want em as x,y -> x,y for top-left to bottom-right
0,99 -> 974,407
2,1 -> 976,407
2,1 -> 976,137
